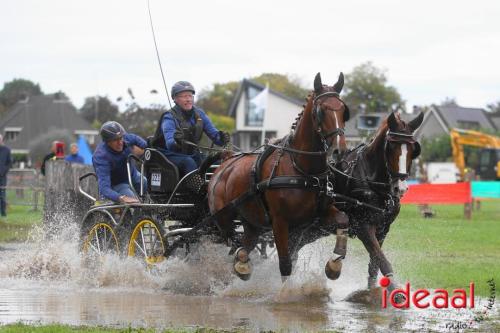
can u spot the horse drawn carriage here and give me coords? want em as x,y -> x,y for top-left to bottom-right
78,147 -> 273,266
78,72 -> 423,295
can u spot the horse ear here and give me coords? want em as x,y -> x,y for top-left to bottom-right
333,72 -> 344,93
408,112 -> 424,132
314,72 -> 322,94
387,112 -> 398,131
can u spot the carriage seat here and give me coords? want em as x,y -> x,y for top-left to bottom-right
143,148 -> 180,194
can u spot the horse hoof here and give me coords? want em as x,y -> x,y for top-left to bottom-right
234,261 -> 251,281
325,258 -> 342,280
233,248 -> 251,281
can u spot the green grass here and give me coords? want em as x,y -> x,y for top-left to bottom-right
0,205 -> 42,242
369,201 -> 500,297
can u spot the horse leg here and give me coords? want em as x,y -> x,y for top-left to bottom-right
233,222 -> 260,281
324,207 -> 349,280
357,224 -> 400,294
367,236 -> 386,289
272,217 -> 292,282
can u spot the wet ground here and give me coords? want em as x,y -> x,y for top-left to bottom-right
0,224 -> 498,332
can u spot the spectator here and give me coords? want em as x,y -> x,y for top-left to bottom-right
65,143 -> 84,164
0,135 -> 12,217
41,141 -> 58,176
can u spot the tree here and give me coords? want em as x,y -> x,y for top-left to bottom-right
420,133 -> 452,163
343,62 -> 405,114
251,73 -> 308,101
196,81 -> 240,116
79,95 -> 120,128
486,100 -> 500,115
196,73 -> 309,116
0,78 -> 43,110
119,104 -> 165,139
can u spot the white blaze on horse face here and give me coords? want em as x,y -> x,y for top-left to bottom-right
397,144 -> 409,195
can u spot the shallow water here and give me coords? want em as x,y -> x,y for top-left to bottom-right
0,222 -> 497,332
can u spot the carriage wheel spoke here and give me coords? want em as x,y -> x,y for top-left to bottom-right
134,239 -> 148,257
95,229 -> 101,253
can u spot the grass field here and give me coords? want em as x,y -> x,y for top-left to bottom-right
388,201 -> 499,297
0,205 -> 42,242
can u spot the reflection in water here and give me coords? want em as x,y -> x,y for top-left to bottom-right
0,222 -> 498,332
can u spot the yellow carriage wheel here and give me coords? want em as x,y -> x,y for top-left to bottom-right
127,218 -> 166,266
82,222 -> 119,255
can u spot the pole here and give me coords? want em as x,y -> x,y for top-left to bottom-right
261,83 -> 269,146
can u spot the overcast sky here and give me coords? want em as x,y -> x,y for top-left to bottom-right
2,0 -> 499,112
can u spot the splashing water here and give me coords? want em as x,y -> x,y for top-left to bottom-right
0,213 -> 498,332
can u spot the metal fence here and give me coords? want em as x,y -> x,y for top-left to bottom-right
5,168 -> 44,210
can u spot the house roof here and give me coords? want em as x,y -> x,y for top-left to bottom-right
227,79 -> 303,117
0,93 -> 97,150
434,105 -> 496,130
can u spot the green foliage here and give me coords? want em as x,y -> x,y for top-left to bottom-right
251,73 -> 308,101
79,96 -> 120,125
207,112 -> 235,132
120,105 -> 166,139
420,133 -> 452,162
196,73 -> 308,116
196,82 -> 239,116
343,61 -> 405,114
0,78 -> 43,110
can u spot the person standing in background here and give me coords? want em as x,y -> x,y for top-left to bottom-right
0,135 -> 12,217
65,143 -> 84,164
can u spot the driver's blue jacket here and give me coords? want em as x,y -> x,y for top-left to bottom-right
92,133 -> 147,202
161,105 -> 224,155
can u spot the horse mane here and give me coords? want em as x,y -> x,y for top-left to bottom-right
365,117 -> 389,155
290,92 -> 313,132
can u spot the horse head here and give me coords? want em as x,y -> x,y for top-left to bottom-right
310,72 -> 350,153
385,111 -> 424,196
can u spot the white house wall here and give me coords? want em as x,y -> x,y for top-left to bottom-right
235,90 -> 302,139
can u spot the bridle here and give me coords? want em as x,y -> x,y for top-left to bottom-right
384,130 -> 420,182
312,91 -> 346,148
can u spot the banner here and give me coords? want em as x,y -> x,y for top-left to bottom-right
401,182 -> 472,204
472,181 -> 500,199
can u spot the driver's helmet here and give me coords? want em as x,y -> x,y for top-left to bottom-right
171,81 -> 195,97
100,121 -> 126,142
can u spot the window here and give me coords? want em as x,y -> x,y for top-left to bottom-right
4,127 -> 22,142
245,86 -> 264,127
457,120 -> 480,130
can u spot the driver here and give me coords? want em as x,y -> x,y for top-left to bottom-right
93,121 -> 147,204
151,81 -> 230,175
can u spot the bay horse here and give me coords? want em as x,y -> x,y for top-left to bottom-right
203,73 -> 350,281
330,111 -> 423,293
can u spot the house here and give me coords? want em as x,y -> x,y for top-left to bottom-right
414,104 -> 497,139
228,79 -> 363,151
0,93 -> 98,164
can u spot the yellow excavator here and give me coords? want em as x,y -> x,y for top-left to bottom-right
450,128 -> 500,180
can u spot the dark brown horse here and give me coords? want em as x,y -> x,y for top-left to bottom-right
205,73 -> 350,281
331,111 -> 423,293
